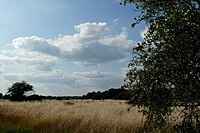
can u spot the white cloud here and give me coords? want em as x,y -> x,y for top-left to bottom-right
10,22 -> 134,66
100,27 -> 134,52
0,50 -> 56,71
13,36 -> 61,57
74,22 -> 108,39
0,21 -> 134,95
63,43 -> 125,66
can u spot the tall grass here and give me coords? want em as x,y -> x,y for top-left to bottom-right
0,100 -> 178,133
0,100 -> 142,133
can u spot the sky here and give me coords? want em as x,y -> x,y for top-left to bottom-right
0,0 -> 146,96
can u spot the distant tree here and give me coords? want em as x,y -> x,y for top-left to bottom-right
27,94 -> 43,101
6,81 -> 34,101
93,91 -> 102,100
113,91 -> 131,100
0,93 -> 3,99
82,88 -> 130,100
3,94 -> 10,100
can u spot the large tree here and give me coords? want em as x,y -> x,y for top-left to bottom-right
6,81 -> 34,101
123,0 -> 200,132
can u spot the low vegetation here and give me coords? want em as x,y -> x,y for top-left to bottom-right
0,100 -> 143,133
0,100 -> 185,133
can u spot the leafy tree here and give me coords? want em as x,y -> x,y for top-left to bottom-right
123,0 -> 200,132
6,81 -> 34,101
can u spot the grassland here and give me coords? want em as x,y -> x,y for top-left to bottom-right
0,100 -> 179,133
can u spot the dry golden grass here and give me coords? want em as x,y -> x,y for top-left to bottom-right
0,100 -> 144,133
0,100 -> 183,133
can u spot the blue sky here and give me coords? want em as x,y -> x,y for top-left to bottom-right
0,0 -> 145,96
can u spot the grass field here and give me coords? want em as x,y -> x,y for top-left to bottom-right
0,100 -> 179,133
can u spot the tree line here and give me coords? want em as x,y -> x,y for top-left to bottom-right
82,88 -> 131,100
0,81 -> 130,101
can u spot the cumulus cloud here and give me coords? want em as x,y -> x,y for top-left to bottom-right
11,22 -> 134,66
13,36 -> 61,57
63,43 -> 125,66
100,27 -> 133,52
74,22 -> 108,39
0,21 -> 134,95
0,50 -> 56,71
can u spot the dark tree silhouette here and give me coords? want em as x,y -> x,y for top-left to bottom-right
82,88 -> 130,100
6,81 -> 34,101
0,93 -> 3,99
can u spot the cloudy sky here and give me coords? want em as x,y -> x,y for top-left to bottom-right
0,0 -> 145,96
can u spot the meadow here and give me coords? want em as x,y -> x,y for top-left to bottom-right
0,100 -> 179,133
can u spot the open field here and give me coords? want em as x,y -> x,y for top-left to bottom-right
0,100 -> 179,133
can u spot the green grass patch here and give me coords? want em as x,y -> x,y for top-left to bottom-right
0,123 -> 33,133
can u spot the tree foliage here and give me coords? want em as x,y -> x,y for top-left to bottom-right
6,81 -> 34,101
123,0 -> 200,132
